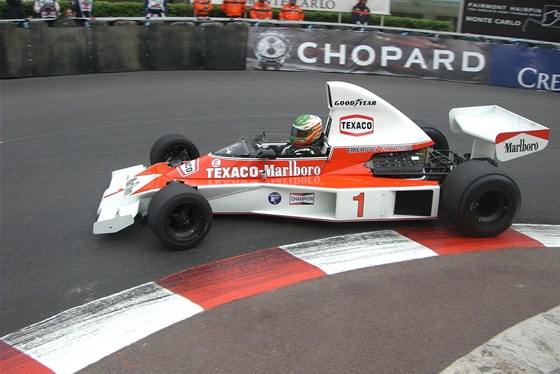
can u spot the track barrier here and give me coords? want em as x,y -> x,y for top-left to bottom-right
0,17 -> 558,92
0,19 -> 250,78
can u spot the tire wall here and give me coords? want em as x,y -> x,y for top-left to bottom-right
0,21 -> 249,78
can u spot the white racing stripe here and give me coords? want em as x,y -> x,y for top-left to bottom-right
281,230 -> 438,275
2,283 -> 203,374
512,224 -> 560,247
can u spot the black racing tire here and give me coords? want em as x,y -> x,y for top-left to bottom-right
441,160 -> 520,237
421,126 -> 449,151
150,134 -> 200,165
148,183 -> 212,250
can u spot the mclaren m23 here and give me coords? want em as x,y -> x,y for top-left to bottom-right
94,81 -> 550,250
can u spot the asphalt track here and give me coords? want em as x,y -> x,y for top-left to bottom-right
83,246 -> 560,374
1,71 -> 559,373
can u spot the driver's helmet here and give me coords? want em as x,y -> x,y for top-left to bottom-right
289,114 -> 323,146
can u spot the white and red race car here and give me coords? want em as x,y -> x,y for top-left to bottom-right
94,81 -> 550,250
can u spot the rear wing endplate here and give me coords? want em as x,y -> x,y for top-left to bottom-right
449,105 -> 550,162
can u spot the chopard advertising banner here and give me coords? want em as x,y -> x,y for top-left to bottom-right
459,0 -> 560,43
247,28 -> 492,83
490,44 -> 560,91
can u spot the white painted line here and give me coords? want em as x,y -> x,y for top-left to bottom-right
2,283 -> 203,374
441,304 -> 560,374
281,230 -> 438,275
512,224 -> 560,247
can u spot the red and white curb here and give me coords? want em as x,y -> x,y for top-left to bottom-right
1,224 -> 559,374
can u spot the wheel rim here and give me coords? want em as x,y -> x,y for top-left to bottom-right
163,145 -> 192,163
471,189 -> 508,224
165,203 -> 205,242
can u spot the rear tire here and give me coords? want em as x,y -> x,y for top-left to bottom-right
441,160 -> 520,237
148,183 -> 212,250
421,126 -> 449,151
150,134 -> 200,165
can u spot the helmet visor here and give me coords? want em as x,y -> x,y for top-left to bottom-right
290,127 -> 311,140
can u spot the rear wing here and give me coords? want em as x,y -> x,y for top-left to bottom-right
449,105 -> 550,162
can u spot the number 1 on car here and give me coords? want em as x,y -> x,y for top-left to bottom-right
353,192 -> 365,217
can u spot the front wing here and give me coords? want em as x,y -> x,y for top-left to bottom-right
93,165 -> 153,234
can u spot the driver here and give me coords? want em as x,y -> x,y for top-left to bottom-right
281,114 -> 324,157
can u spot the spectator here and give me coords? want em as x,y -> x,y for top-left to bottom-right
249,0 -> 272,20
5,0 -> 23,19
279,0 -> 303,21
64,7 -> 73,17
193,0 -> 213,18
221,0 -> 246,18
144,0 -> 167,17
351,0 -> 370,25
33,0 -> 60,18
71,0 -> 93,18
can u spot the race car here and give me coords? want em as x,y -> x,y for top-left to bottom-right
94,81 -> 550,250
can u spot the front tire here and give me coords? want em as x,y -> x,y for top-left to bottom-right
148,183 -> 212,250
441,160 -> 520,237
150,134 -> 200,165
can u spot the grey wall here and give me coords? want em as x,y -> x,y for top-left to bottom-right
0,21 -> 249,78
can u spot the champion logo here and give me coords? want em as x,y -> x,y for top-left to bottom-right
290,193 -> 315,205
